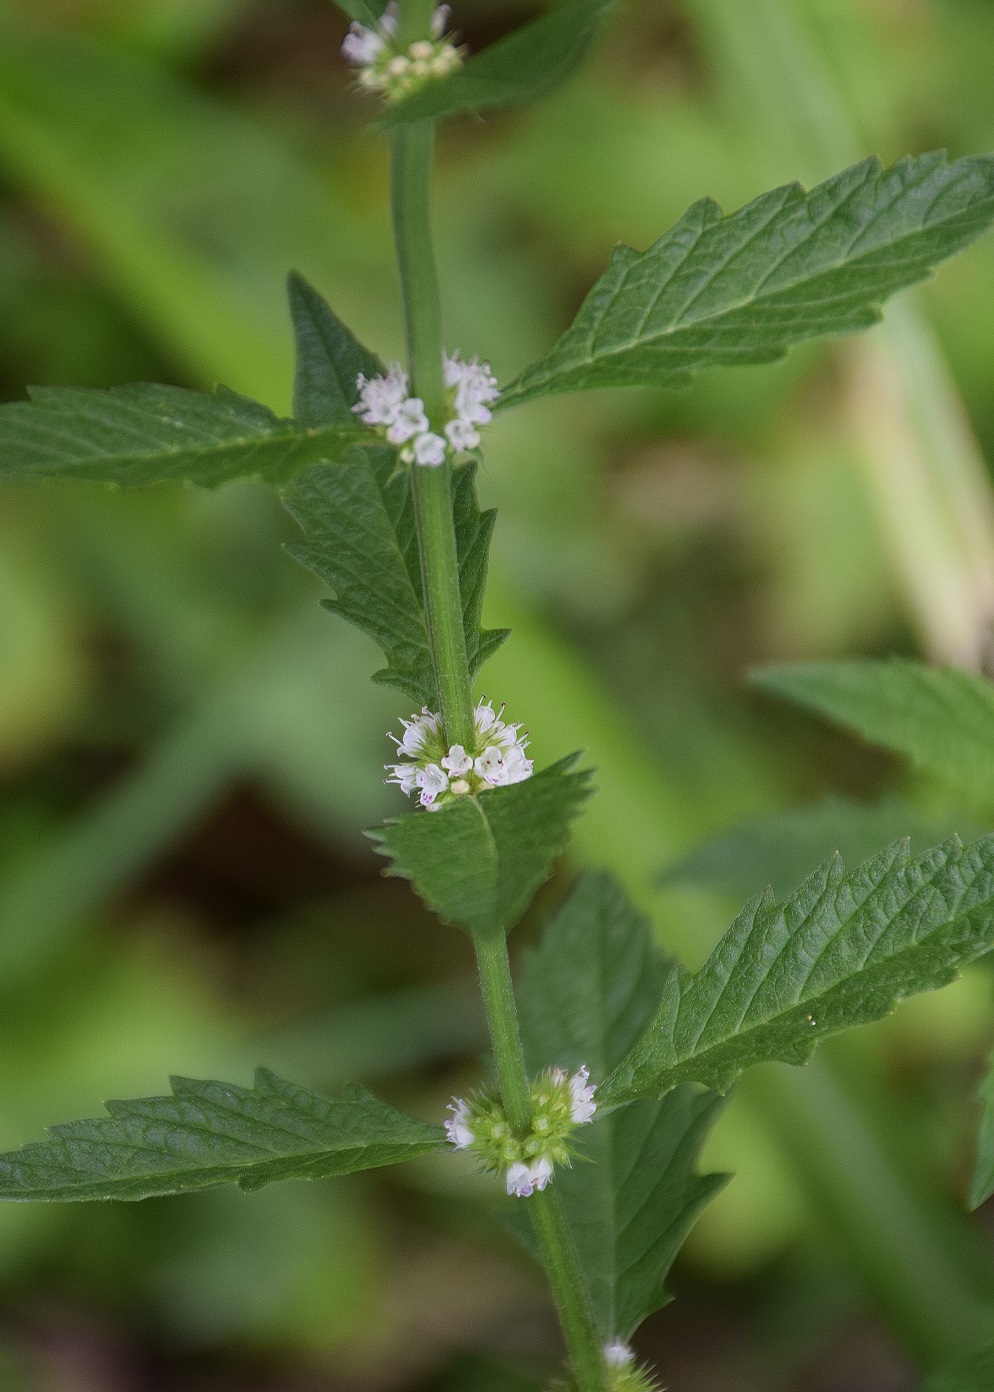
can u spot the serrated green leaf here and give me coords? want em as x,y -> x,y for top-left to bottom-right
754,658 -> 994,802
283,450 -> 508,706
497,151 -> 994,409
520,872 -> 726,1340
603,835 -> 994,1106
924,1342 -> 994,1392
288,272 -> 384,427
0,382 -> 362,489
662,795 -> 979,903
368,755 -> 593,937
0,1069 -> 444,1202
521,872 -> 670,1076
377,0 -> 616,128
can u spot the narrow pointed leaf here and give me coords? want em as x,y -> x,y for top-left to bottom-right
283,450 -> 508,706
0,1069 -> 444,1202
377,0 -> 617,128
754,659 -> 994,802
0,382 -> 362,488
368,755 -> 593,937
603,835 -> 994,1106
288,272 -> 384,427
497,152 -> 994,409
520,872 -> 725,1339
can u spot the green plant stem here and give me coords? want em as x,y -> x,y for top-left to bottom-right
474,927 -> 532,1129
390,120 -> 474,749
388,78 -> 606,1392
475,926 -> 606,1392
531,1188 -> 611,1390
390,122 -> 445,422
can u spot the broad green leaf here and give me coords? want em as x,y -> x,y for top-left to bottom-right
368,755 -> 593,937
377,0 -> 616,127
0,1069 -> 444,1202
283,451 -> 508,706
925,1343 -> 994,1392
603,834 -> 994,1106
754,659 -> 994,802
662,795 -> 978,903
521,872 -> 669,1076
0,383 -> 361,489
288,272 -> 384,427
520,873 -> 726,1340
497,151 -> 994,409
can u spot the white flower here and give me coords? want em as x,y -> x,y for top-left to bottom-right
445,353 -> 500,425
441,744 -> 473,775
393,707 -> 441,757
474,746 -> 506,785
474,698 -> 500,737
529,1155 -> 554,1190
385,762 -> 419,795
501,744 -> 534,785
445,1098 -> 474,1149
568,1065 -> 597,1125
386,396 -> 430,444
445,417 -> 481,452
387,698 -> 533,809
416,763 -> 449,808
412,431 -> 447,466
507,1156 -> 554,1197
342,23 -> 385,66
604,1342 -> 634,1369
431,3 -> 451,39
353,363 -> 409,426
505,1162 -> 533,1197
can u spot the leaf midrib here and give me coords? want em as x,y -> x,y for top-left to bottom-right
511,162 -> 990,390
614,847 -> 990,1099
3,1137 -> 439,1196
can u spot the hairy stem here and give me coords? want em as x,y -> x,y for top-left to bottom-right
474,928 -> 532,1130
388,68 -> 607,1392
476,926 -> 606,1391
390,120 -> 474,750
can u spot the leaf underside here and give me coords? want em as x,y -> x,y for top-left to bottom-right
0,1069 -> 444,1202
283,450 -> 508,707
754,658 -> 994,803
0,383 -> 362,489
498,151 -> 994,409
603,835 -> 994,1106
369,755 -> 593,938
377,0 -> 617,128
520,872 -> 726,1340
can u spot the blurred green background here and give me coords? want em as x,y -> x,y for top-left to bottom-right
1,0 -> 994,1387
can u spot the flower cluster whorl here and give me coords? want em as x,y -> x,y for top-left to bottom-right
386,698 -> 533,809
444,1065 -> 597,1198
341,3 -> 463,102
353,354 -> 499,468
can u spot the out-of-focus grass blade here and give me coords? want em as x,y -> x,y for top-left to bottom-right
0,606 -> 396,993
0,11 -> 379,409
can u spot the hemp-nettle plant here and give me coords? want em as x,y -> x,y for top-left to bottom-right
4,2 -> 994,1388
